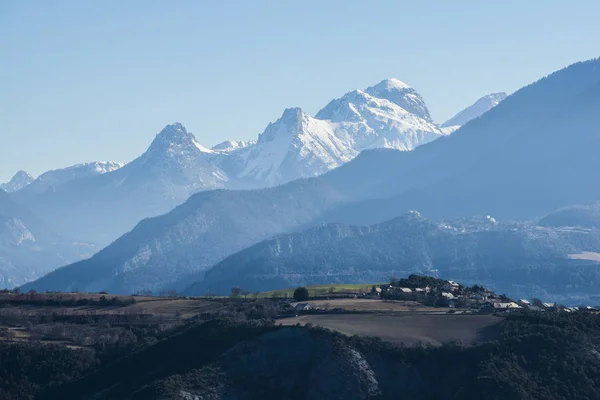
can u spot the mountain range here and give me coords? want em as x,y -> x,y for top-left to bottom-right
5,79 -> 493,249
20,57 -> 600,297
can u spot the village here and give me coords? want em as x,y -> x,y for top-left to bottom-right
289,275 -> 599,316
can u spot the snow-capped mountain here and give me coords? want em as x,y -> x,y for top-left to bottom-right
231,108 -> 357,185
1,171 -> 34,193
316,87 -> 446,151
441,92 -> 507,128
18,161 -> 123,195
227,79 -> 448,185
129,123 -> 229,195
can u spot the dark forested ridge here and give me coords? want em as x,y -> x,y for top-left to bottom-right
0,312 -> 595,400
185,212 -> 600,303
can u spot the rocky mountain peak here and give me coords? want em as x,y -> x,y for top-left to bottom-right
1,170 -> 35,193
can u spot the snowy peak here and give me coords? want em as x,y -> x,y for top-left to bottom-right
442,92 -> 507,128
365,78 -> 433,122
258,107 -> 306,144
148,123 -> 212,154
143,124 -> 206,160
1,171 -> 34,193
129,123 -> 229,192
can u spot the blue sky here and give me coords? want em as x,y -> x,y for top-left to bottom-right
1,0 -> 599,182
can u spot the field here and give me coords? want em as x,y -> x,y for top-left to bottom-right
569,252 -> 600,261
278,313 -> 502,346
0,293 -> 225,319
259,283 -> 381,298
291,298 -> 451,313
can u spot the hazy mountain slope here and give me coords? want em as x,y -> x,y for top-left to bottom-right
1,171 -> 34,193
538,203 -> 600,229
441,92 -> 507,128
15,161 -> 123,196
319,58 -> 600,225
186,212 -> 600,302
0,190 -> 94,287
23,58 -> 600,295
13,124 -> 230,245
22,179 -> 347,294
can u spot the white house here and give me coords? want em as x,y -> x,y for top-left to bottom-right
294,303 -> 313,312
444,281 -> 460,292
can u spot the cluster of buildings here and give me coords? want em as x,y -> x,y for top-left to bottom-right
379,279 -> 600,313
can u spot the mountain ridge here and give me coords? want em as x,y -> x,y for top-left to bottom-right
184,210 -> 600,303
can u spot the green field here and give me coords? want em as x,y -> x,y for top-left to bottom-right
258,283 -> 382,298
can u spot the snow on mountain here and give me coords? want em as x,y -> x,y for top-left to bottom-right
316,88 -> 447,151
211,139 -> 256,152
125,122 -> 229,194
364,78 -> 434,122
230,80 -> 447,185
1,171 -> 34,193
441,92 -> 507,128
233,108 -> 356,185
19,161 -> 123,195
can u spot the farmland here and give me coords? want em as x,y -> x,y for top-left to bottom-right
278,313 -> 502,346
291,298 -> 451,313
258,283 -> 381,298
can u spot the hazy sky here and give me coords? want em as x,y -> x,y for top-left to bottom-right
1,0 -> 599,182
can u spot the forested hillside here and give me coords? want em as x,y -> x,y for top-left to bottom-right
1,313 -> 595,400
